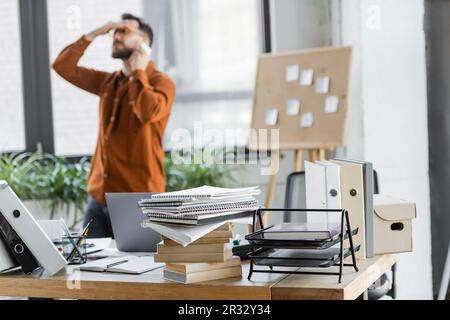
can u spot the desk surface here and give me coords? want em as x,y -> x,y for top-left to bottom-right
0,254 -> 395,300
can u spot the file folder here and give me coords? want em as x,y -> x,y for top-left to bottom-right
305,161 -> 328,223
334,159 -> 374,258
330,160 -> 366,260
316,160 -> 342,223
0,181 -> 67,275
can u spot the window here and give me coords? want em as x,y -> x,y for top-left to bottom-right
47,0 -> 261,155
158,0 -> 261,148
47,0 -> 144,155
0,0 -> 25,152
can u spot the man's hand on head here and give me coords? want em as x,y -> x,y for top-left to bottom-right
85,21 -> 123,42
127,42 -> 150,72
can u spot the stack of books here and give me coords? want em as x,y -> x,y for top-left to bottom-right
139,185 -> 261,283
155,223 -> 243,283
139,185 -> 260,226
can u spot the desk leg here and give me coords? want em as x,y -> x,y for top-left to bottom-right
362,290 -> 369,300
248,260 -> 254,280
391,263 -> 397,299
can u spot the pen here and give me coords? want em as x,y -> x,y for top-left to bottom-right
67,219 -> 93,262
85,249 -> 104,255
81,219 -> 93,236
60,220 -> 79,253
106,260 -> 128,268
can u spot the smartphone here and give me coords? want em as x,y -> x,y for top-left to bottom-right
140,42 -> 152,57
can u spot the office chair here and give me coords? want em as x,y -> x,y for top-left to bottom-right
283,169 -> 396,299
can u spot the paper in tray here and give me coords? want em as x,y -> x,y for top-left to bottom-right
248,245 -> 361,268
245,226 -> 358,249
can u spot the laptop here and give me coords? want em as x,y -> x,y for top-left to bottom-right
105,193 -> 161,252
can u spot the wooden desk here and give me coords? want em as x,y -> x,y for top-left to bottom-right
0,255 -> 395,300
272,254 -> 397,300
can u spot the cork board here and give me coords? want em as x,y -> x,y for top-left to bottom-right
249,46 -> 352,150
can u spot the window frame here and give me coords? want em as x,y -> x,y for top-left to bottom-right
14,0 -> 272,160
19,0 -> 54,154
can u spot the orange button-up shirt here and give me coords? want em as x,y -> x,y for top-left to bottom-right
52,36 -> 175,204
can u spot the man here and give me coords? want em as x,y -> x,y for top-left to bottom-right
52,13 -> 175,237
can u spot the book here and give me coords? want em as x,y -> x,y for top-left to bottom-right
157,242 -> 231,254
165,256 -> 241,274
141,198 -> 257,214
140,186 -> 259,227
142,216 -> 251,247
199,229 -> 233,238
148,185 -> 260,201
160,223 -> 230,240
162,229 -> 232,240
145,201 -> 259,218
80,255 -> 164,274
84,237 -> 113,255
213,222 -> 232,231
163,237 -> 231,246
154,249 -> 233,263
164,265 -> 242,284
148,210 -> 253,225
261,222 -> 341,241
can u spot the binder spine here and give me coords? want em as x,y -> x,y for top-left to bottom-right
0,211 -> 39,274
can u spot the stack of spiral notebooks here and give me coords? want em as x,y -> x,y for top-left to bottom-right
245,208 -> 360,283
139,185 -> 260,225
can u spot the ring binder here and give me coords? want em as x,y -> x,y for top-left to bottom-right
245,208 -> 359,283
0,211 -> 39,274
0,181 -> 67,276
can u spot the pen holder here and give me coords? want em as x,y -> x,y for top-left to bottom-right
60,234 -> 87,265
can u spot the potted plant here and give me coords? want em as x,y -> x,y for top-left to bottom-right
1,149 -> 239,229
164,151 -> 238,191
0,152 -> 89,228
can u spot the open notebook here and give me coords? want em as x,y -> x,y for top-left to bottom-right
80,255 -> 164,274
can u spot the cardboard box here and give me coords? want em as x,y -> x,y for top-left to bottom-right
373,194 -> 417,254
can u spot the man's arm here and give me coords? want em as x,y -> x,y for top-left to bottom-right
127,45 -> 176,124
51,22 -> 119,95
128,71 -> 176,124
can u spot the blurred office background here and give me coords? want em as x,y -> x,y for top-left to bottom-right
2,0 -> 450,299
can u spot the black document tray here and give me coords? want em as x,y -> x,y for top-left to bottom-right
245,226 -> 359,250
246,208 -> 360,283
248,245 -> 361,268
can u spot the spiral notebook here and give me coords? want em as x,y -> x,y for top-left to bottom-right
140,196 -> 255,210
145,185 -> 260,202
142,199 -> 259,216
147,210 -> 255,225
